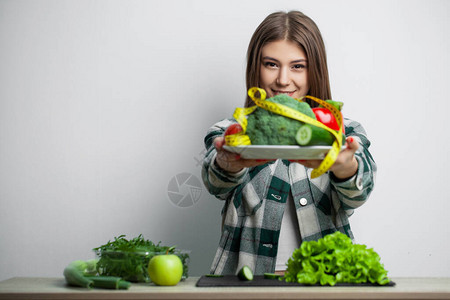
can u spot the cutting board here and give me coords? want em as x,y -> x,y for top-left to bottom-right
196,275 -> 396,287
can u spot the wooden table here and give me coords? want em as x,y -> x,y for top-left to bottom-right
0,277 -> 449,299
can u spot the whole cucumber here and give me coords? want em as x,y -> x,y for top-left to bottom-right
63,266 -> 94,288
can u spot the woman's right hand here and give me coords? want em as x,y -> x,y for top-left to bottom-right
213,137 -> 271,173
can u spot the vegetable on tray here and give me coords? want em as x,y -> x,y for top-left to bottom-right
312,107 -> 340,131
245,94 -> 315,145
224,123 -> 243,137
282,231 -> 391,286
294,105 -> 346,146
240,93 -> 345,147
296,124 -> 335,146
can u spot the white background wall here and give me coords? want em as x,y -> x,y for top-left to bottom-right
1,0 -> 449,281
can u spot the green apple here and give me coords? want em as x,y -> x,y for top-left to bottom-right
148,254 -> 183,286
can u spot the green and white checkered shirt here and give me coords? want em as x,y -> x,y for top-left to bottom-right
201,118 -> 376,275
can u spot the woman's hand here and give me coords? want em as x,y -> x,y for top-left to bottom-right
213,137 -> 272,173
294,136 -> 359,180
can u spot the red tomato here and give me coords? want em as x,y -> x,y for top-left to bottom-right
224,123 -> 243,136
312,108 -> 341,131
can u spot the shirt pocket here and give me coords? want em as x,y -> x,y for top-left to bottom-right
237,168 -> 272,216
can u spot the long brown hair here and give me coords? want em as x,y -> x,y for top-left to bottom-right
245,11 -> 331,107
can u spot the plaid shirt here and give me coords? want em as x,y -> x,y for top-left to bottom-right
201,118 -> 376,275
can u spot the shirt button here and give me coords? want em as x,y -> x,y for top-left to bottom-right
299,198 -> 308,206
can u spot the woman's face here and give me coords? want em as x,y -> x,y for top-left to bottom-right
259,39 -> 309,99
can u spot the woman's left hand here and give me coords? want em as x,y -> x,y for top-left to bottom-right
294,136 -> 359,180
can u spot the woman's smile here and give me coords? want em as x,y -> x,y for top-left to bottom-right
271,89 -> 297,97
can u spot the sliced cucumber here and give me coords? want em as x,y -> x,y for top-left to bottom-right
296,124 -> 333,146
237,265 -> 253,281
264,273 -> 281,279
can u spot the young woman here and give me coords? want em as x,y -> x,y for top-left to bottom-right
202,11 -> 376,276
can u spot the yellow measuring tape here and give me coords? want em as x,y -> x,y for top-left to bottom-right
226,87 -> 344,178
